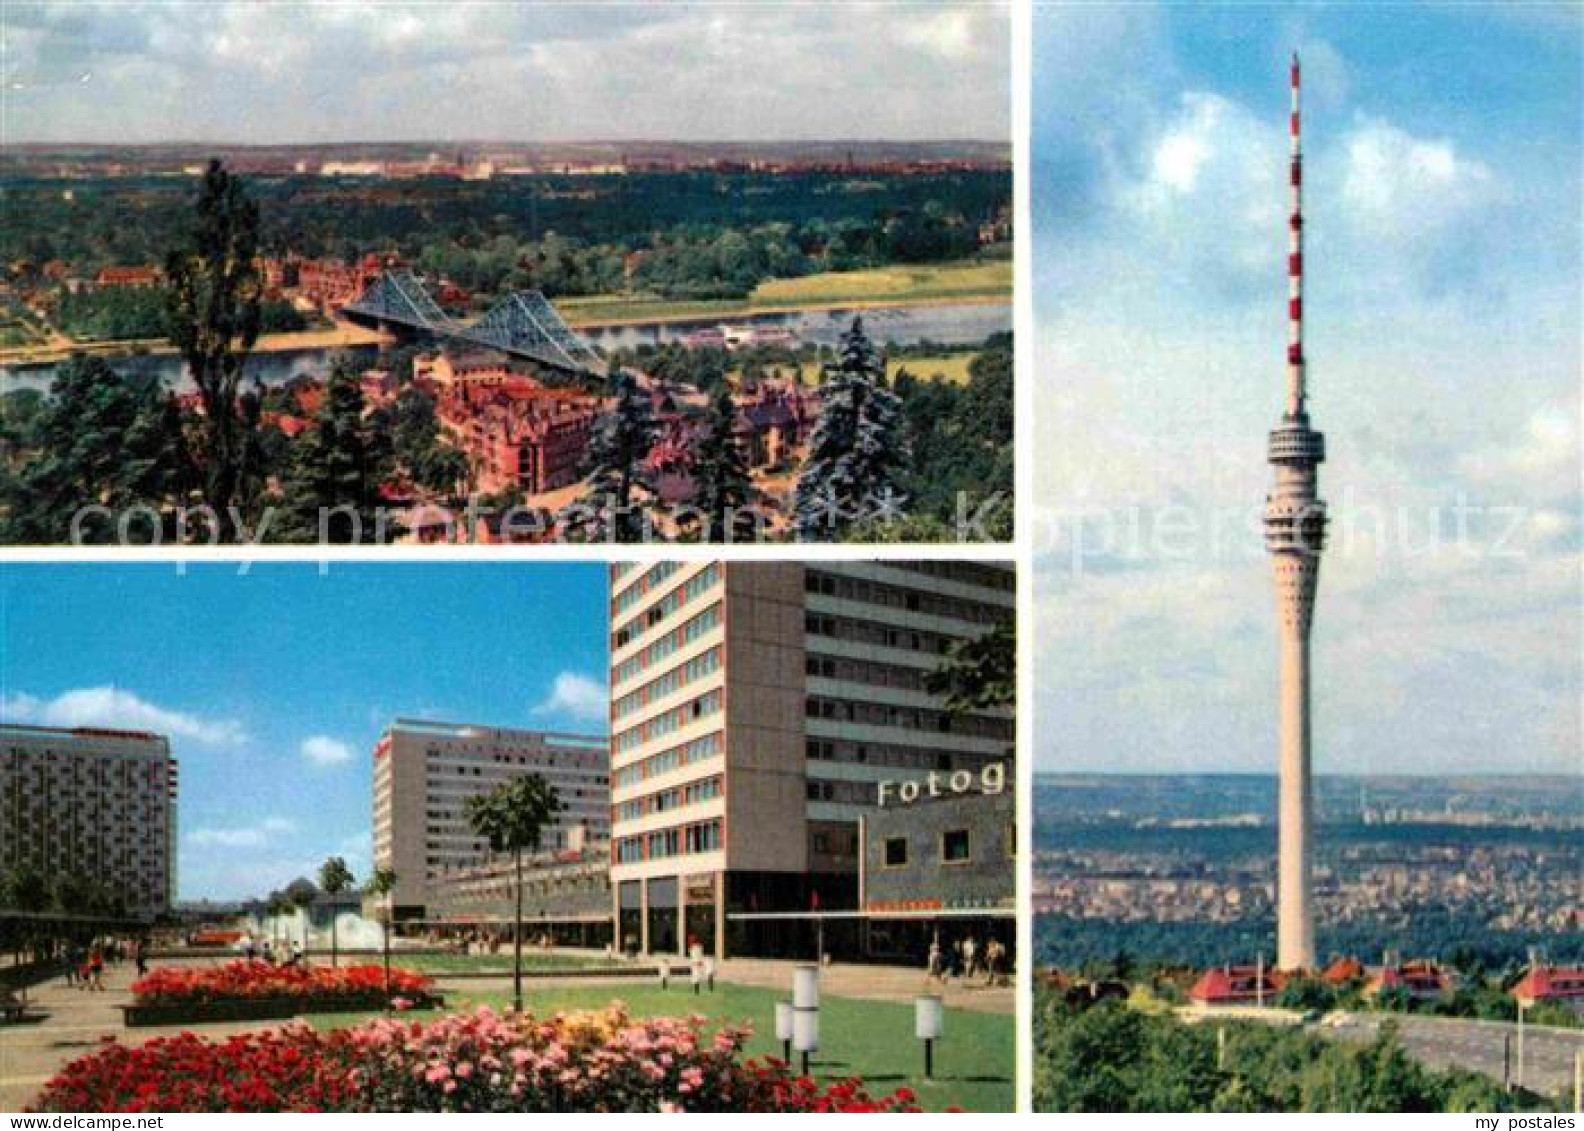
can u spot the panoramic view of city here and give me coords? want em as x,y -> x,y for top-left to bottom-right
1030,4 -> 1581,1115
0,4 -> 1012,546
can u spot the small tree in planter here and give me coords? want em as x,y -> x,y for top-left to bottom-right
364,866 -> 398,998
466,775 -> 563,1013
318,857 -> 355,969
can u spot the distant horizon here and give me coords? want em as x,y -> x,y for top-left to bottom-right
1034,770 -> 1579,781
4,138 -> 1011,151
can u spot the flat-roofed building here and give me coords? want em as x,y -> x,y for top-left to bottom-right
0,724 -> 178,921
607,561 -> 1015,960
372,719 -> 609,919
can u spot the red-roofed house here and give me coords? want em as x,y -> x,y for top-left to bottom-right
1511,966 -> 1584,1016
1322,956 -> 1365,985
95,265 -> 160,288
1367,959 -> 1457,1003
1188,965 -> 1286,1007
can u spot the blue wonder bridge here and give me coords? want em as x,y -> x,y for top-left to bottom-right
342,271 -> 606,377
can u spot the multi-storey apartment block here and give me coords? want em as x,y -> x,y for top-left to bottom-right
0,724 -> 178,921
371,719 -> 609,919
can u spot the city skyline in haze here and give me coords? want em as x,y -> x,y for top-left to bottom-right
2,3 -> 1010,145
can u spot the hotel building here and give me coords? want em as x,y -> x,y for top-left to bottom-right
371,719 -> 609,919
608,561 -> 1015,959
0,724 -> 178,921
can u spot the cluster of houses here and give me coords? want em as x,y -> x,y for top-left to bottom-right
1045,960 -> 1584,1018
1184,958 -> 1584,1014
189,343 -> 822,540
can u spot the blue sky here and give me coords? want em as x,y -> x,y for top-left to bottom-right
1031,3 -> 1581,774
2,2 -> 1007,143
1,563 -> 609,900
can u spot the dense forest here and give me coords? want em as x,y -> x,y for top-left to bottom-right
0,170 -> 1009,302
1033,991 -> 1562,1113
1035,913 -> 1583,978
55,286 -> 307,341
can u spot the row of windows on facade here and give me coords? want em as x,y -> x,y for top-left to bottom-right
614,818 -> 722,863
804,569 -> 1011,625
804,612 -> 964,658
610,565 -> 721,649
849,560 -> 1017,594
805,696 -> 1013,741
610,561 -> 683,617
615,774 -> 722,822
611,727 -> 1008,795
805,652 -> 957,696
807,738 -> 1006,772
613,731 -> 722,790
420,747 -> 607,769
427,763 -> 609,786
612,602 -> 723,687
612,690 -> 722,754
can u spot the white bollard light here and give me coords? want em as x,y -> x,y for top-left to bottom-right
915,994 -> 944,1078
774,1000 -> 794,1061
659,958 -> 671,989
792,1002 -> 820,1075
791,964 -> 820,1075
792,964 -> 819,1009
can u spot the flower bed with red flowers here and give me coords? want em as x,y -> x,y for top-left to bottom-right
32,1004 -> 927,1113
123,961 -> 439,1026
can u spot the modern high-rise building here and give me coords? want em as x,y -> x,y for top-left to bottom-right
0,724 -> 178,921
608,561 -> 1015,959
371,719 -> 609,919
1263,54 -> 1328,972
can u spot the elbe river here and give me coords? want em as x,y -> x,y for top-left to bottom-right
0,301 -> 1009,393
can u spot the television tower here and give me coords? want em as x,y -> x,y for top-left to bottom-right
1265,53 -> 1327,972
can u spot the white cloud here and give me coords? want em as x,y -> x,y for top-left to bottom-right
1032,29 -> 1580,777
533,672 -> 607,724
188,816 -> 296,849
300,735 -> 353,767
3,3 -> 1008,143
0,686 -> 245,745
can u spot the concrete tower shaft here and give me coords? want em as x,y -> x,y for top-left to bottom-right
1265,54 -> 1326,973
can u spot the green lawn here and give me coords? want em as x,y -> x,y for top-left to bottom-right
752,259 -> 1011,306
310,981 -> 1013,1112
740,353 -> 978,388
396,952 -> 615,974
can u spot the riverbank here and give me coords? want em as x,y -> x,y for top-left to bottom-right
558,258 -> 1013,328
0,323 -> 392,369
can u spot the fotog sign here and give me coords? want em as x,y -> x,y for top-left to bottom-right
876,761 -> 1007,807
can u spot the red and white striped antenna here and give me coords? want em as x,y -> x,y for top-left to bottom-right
1287,52 -> 1305,417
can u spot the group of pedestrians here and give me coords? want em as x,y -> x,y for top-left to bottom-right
927,934 -> 1011,986
241,936 -> 306,967
61,937 -> 147,991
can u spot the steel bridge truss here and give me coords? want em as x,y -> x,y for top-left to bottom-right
344,272 -> 603,376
